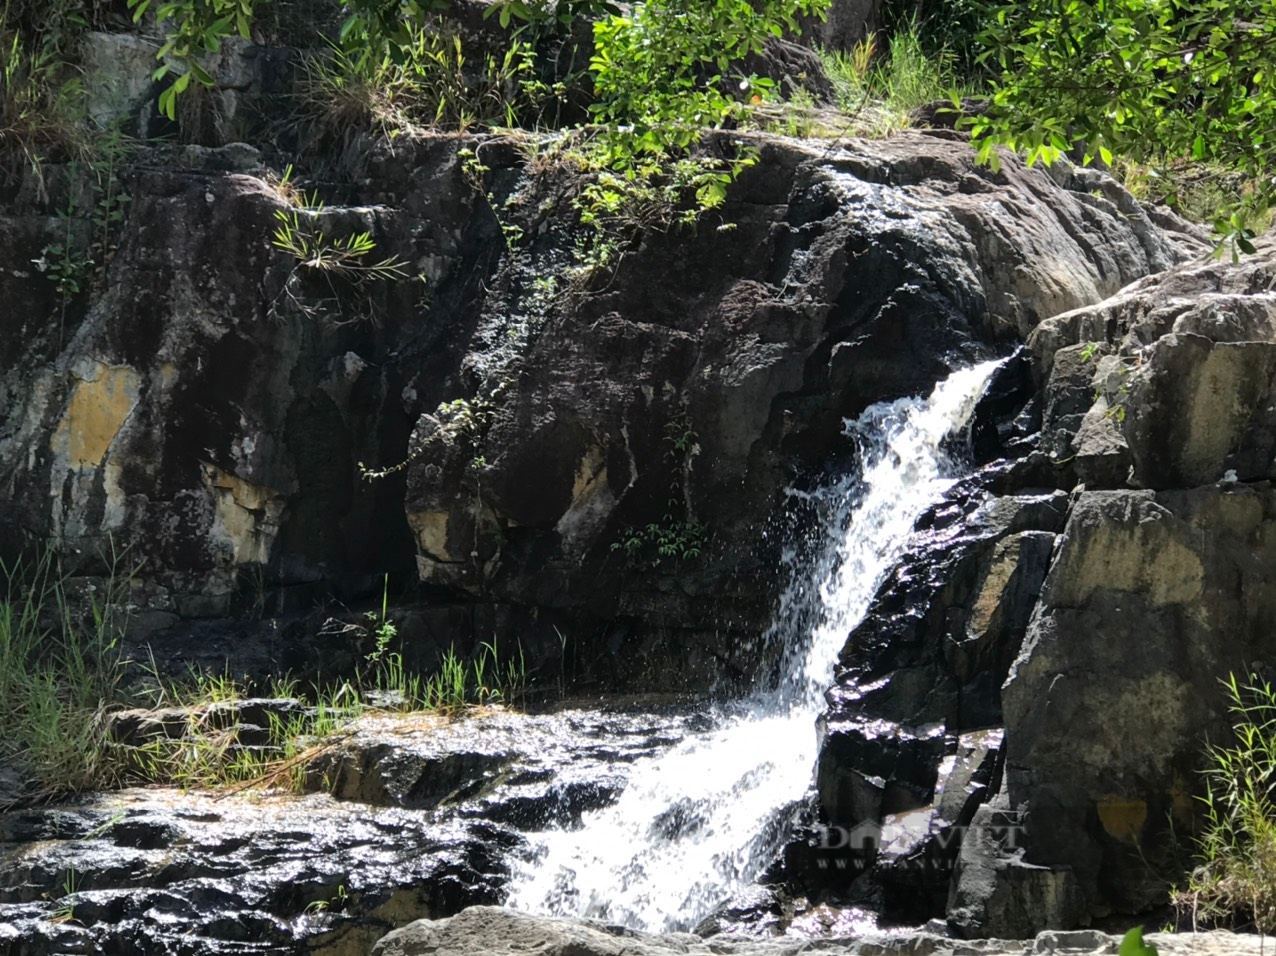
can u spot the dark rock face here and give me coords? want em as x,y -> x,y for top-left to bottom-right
954,486 -> 1276,932
396,131 -> 1182,695
0,130 -> 1180,698
938,241 -> 1276,935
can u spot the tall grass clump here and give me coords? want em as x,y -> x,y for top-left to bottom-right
294,25 -> 535,151
817,23 -> 974,127
0,550 -> 126,801
0,20 -> 90,190
1174,673 -> 1276,932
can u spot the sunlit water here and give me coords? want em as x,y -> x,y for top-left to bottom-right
507,360 -> 1003,932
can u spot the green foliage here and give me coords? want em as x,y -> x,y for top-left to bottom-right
31,138 -> 134,349
879,0 -> 985,79
336,0 -> 450,62
818,24 -> 972,124
970,0 -> 1276,243
126,0 -> 265,119
271,179 -> 410,293
0,553 -> 531,799
587,0 -> 826,164
272,208 -> 409,282
0,13 -> 90,189
297,25 -> 535,148
1174,673 -> 1276,932
0,549 -> 128,802
1118,927 -> 1159,956
485,0 -> 618,34
613,518 -> 706,568
612,419 -> 706,569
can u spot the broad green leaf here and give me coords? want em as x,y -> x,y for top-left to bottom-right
1119,926 -> 1158,956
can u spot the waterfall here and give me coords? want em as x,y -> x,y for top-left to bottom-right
506,359 -> 1003,933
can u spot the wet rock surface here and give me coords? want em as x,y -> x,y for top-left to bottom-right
0,706 -> 699,955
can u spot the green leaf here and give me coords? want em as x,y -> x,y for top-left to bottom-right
188,62 -> 215,86
1119,927 -> 1158,956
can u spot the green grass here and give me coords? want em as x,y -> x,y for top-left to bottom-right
0,21 -> 91,190
814,25 -> 977,131
0,554 -> 530,803
0,550 -> 127,800
1174,673 -> 1276,933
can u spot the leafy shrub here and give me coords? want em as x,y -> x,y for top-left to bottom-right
970,0 -> 1276,242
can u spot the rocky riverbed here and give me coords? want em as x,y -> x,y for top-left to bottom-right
0,706 -> 706,955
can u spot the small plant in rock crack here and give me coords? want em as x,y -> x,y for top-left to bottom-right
1079,342 -> 1140,424
272,207 -> 410,283
612,514 -> 706,567
361,574 -> 407,699
269,178 -> 418,324
49,866 -> 81,923
33,198 -> 92,349
612,418 -> 706,568
305,884 -> 349,914
32,140 -> 133,352
359,394 -> 494,480
459,146 -> 525,251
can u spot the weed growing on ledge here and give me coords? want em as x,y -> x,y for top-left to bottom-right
0,552 -> 532,802
0,548 -> 129,801
271,199 -> 410,285
1173,673 -> 1276,933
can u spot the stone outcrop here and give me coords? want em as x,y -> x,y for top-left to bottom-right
870,240 -> 1276,937
796,234 -> 1276,936
0,129 -> 1184,696
0,707 -> 699,955
373,907 -> 1265,956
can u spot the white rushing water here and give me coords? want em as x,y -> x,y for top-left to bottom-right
507,360 -> 1003,933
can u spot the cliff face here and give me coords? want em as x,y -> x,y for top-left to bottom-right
0,129 -> 1186,690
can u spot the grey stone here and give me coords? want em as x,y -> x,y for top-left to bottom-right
80,32 -> 161,130
961,485 -> 1276,931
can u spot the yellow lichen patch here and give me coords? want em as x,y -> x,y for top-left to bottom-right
408,511 -> 452,561
555,445 -> 613,543
50,363 -> 141,469
203,464 -> 285,565
1096,796 -> 1148,841
966,536 -> 1018,638
570,444 -> 606,503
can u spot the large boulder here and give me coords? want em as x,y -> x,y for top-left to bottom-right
398,130 -> 1186,689
1030,238 -> 1276,490
949,484 -> 1276,934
